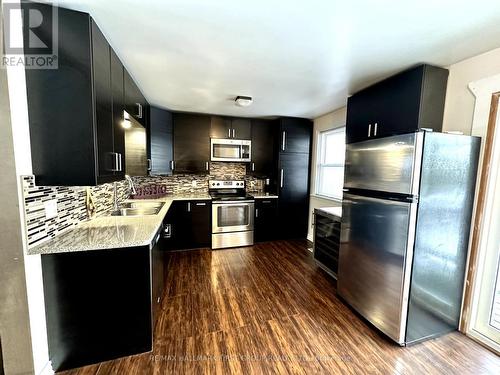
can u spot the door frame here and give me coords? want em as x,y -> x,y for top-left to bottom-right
460,91 -> 500,354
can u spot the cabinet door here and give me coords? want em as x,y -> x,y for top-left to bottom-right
249,119 -> 275,178
231,118 -> 251,139
280,118 -> 312,153
152,233 -> 164,328
371,66 -> 423,139
124,70 -> 146,127
188,200 -> 211,248
149,107 -> 173,175
278,153 -> 310,239
91,21 -> 115,182
173,113 -> 210,174
163,201 -> 190,250
111,49 -> 125,178
255,199 -> 279,242
346,90 -> 375,143
210,116 -> 232,139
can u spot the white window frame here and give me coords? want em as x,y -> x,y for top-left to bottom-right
315,127 -> 346,201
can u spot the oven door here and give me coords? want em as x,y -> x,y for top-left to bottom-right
211,139 -> 251,162
212,201 -> 255,233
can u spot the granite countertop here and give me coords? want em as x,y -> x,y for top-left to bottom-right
28,193 -> 212,256
315,206 -> 342,218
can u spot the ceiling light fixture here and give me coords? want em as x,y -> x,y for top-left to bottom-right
235,95 -> 253,107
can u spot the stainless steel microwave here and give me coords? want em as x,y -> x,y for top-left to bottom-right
210,139 -> 251,162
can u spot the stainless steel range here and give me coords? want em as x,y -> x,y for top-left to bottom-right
209,180 -> 254,249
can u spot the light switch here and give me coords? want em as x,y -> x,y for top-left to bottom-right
44,199 -> 58,219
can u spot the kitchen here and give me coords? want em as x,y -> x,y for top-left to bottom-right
2,1 -> 500,374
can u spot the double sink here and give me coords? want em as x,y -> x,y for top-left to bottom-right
110,201 -> 165,217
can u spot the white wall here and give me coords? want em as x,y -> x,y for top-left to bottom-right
307,107 -> 346,242
442,47 -> 500,135
3,1 -> 52,373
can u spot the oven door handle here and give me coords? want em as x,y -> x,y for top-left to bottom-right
212,200 -> 255,205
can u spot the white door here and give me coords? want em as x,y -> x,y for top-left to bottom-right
469,98 -> 500,352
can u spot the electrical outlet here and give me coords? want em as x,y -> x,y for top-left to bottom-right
191,180 -> 197,188
44,199 -> 58,219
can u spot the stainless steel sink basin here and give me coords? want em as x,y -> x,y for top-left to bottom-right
121,201 -> 164,209
110,206 -> 162,216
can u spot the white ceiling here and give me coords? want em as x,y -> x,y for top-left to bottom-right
50,0 -> 500,119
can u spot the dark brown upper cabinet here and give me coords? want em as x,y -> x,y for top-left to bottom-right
124,70 -> 147,127
248,119 -> 276,178
279,118 -> 313,154
346,64 -> 449,143
24,3 -> 136,186
210,116 -> 251,139
148,106 -> 173,176
173,113 -> 211,174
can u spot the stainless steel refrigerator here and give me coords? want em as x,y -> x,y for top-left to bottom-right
338,131 -> 480,345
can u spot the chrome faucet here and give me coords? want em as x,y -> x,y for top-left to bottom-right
125,175 -> 137,197
113,182 -> 119,211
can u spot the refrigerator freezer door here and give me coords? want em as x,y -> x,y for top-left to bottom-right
405,132 -> 480,344
338,193 -> 417,344
344,132 -> 423,196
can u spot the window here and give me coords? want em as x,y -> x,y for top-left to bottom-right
316,127 -> 346,200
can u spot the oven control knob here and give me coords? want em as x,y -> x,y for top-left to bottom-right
217,183 -> 220,186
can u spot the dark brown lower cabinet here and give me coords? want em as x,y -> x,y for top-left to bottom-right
163,200 -> 211,250
278,152 -> 311,239
255,199 -> 279,242
41,245 -> 155,372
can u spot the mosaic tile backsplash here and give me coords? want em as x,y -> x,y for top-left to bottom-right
22,176 -> 129,247
133,162 -> 264,195
22,162 -> 265,247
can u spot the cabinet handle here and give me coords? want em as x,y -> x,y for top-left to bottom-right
255,208 -> 259,218
111,152 -> 120,171
374,123 -> 378,136
280,169 -> 284,188
187,202 -> 191,212
232,128 -> 235,138
136,103 -> 143,118
368,124 -> 372,137
170,160 -> 175,171
147,159 -> 152,171
110,153 -> 116,171
282,131 -> 286,151
262,200 -> 272,204
228,128 -> 231,138
196,202 -> 206,206
118,153 -> 123,171
251,162 -> 255,171
205,161 -> 209,171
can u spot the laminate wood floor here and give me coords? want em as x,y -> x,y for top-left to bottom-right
59,240 -> 499,375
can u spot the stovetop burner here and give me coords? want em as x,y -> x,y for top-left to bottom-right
209,180 -> 255,202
